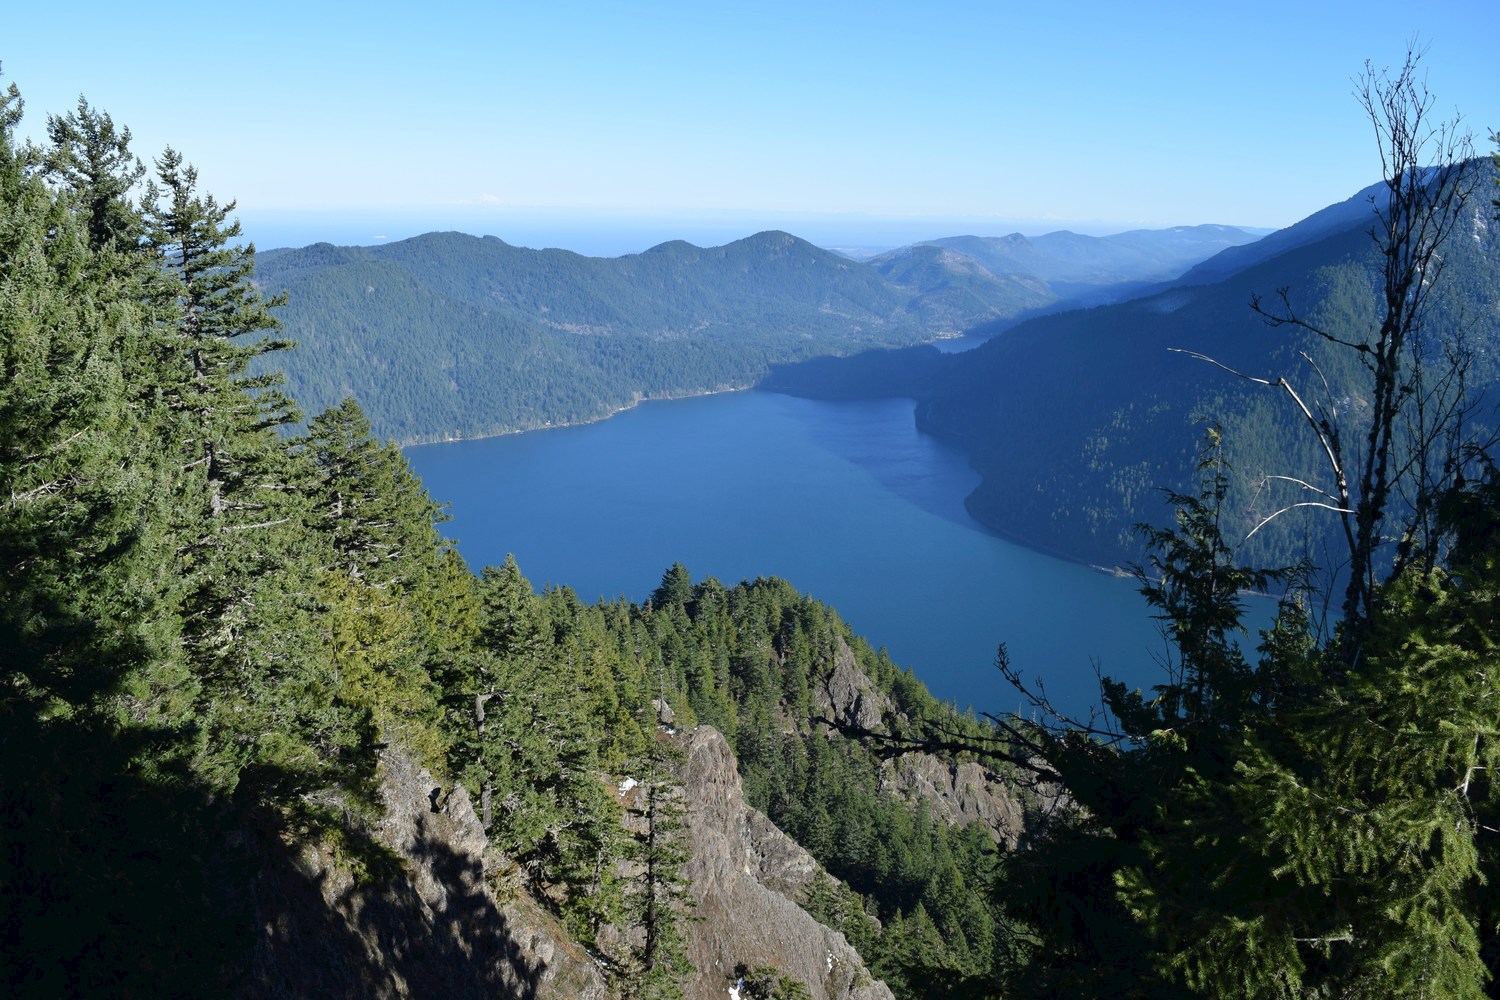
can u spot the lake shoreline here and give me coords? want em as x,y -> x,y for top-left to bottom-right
399,383 -> 756,450
404,377 -> 1152,586
398,331 -> 978,450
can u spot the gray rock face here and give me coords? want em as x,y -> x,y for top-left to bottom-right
814,636 -> 1027,848
675,726 -> 894,1000
812,641 -> 891,731
248,748 -> 605,999
880,754 -> 1026,848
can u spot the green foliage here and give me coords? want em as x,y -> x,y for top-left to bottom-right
735,962 -> 815,1000
622,737 -> 694,1000
2,85 -> 494,992
41,96 -> 145,255
990,433 -> 1500,998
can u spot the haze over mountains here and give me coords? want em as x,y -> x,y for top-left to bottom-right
257,222 -> 1259,444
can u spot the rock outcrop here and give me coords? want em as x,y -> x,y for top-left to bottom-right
675,726 -> 894,1000
813,640 -> 889,732
247,749 -> 605,999
880,754 -> 1027,848
814,636 -> 1028,847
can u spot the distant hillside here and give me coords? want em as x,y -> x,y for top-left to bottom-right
769,168 -> 1499,570
1176,180 -> 1387,285
256,230 -> 931,443
913,170 -> 1500,568
863,225 -> 1263,332
257,224 -> 1259,443
917,224 -> 1260,292
867,244 -> 1056,328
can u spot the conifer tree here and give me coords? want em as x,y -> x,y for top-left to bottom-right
624,736 -> 693,1000
0,81 -> 171,726
304,397 -> 451,763
443,555 -> 627,939
143,148 -> 366,798
41,96 -> 146,256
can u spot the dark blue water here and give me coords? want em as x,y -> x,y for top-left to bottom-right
406,390 -> 1177,716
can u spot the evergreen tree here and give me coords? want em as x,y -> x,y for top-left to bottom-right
41,96 -> 146,255
2,84 -> 254,998
623,736 -> 693,1000
143,147 -> 368,799
443,556 -> 627,941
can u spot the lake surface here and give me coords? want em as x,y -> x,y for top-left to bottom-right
406,390 -> 1179,717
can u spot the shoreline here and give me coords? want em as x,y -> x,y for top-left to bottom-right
397,330 -> 975,450
398,382 -> 756,450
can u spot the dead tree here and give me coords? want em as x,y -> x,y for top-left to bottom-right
1236,47 -> 1478,641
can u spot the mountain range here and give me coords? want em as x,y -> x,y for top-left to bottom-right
256,224 -> 1258,443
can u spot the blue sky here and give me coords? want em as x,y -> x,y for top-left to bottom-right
5,1 -> 1496,252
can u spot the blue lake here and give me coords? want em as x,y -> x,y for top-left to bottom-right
406,389 -> 1181,717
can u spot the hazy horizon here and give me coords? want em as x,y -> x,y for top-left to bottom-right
10,1 -> 1496,249
240,206 -> 1279,258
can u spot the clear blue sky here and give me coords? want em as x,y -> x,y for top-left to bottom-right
5,1 -> 1497,252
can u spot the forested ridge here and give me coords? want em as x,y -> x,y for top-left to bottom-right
771,157 -> 1500,574
7,54 -> 1500,1000
253,229 -> 933,445
251,215 -> 1255,446
913,174 -> 1500,572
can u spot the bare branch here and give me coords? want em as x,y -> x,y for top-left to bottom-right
1262,474 -> 1343,505
1246,502 -> 1356,541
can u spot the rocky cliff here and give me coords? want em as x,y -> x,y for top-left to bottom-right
244,635 -> 1027,998
672,726 -> 894,1000
246,748 -> 605,999
248,732 -> 894,1000
814,637 -> 1028,846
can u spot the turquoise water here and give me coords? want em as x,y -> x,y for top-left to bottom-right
406,390 -> 1179,716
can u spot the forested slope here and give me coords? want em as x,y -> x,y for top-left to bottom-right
254,230 -> 938,443
914,168 -> 1500,570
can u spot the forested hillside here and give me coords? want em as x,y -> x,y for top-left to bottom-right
773,158 -> 1500,573
254,230 -> 938,443
254,221 -> 1255,444
918,161 -> 1499,571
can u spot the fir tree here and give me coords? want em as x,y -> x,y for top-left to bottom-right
143,147 -> 368,799
41,96 -> 146,255
623,736 -> 693,1000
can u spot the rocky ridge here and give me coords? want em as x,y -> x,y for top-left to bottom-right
248,748 -> 605,999
813,638 -> 1027,846
672,725 -> 894,1000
